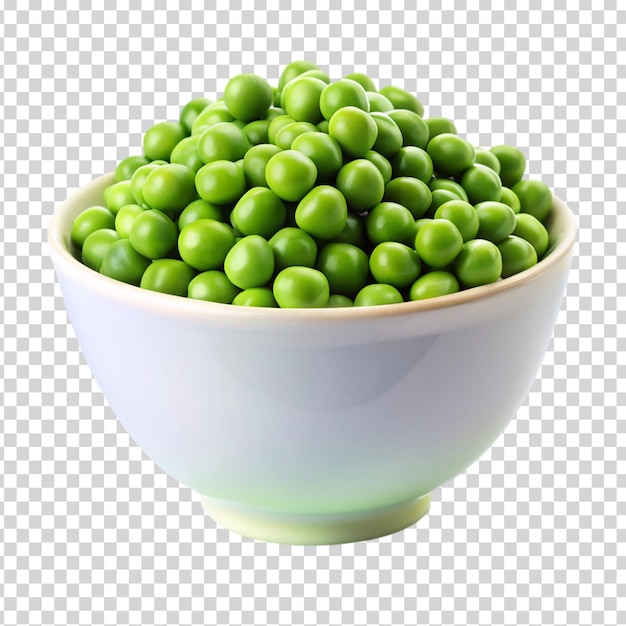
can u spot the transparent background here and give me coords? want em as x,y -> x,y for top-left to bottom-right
1,2 -> 623,625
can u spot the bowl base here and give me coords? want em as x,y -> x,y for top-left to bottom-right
198,494 -> 431,545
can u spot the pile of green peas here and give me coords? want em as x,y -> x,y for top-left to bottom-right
71,60 -> 554,308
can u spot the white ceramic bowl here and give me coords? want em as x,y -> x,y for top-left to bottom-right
48,173 -> 576,544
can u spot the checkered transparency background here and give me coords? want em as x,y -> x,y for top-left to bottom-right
1,1 -> 624,625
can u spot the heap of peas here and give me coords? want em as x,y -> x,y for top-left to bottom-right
71,60 -> 554,308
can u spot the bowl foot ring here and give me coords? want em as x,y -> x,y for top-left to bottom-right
199,493 -> 431,545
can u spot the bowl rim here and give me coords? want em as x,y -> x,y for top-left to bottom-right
48,172 -> 577,321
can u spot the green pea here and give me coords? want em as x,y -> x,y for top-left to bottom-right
231,118 -> 248,130
344,72 -> 377,92
143,121 -> 187,161
409,271 -> 460,301
328,106 -> 378,158
320,79 -> 370,120
198,122 -> 250,163
454,239 -> 503,287
499,187 -> 521,214
428,189 -> 461,217
429,178 -> 469,202
427,133 -> 475,177
191,102 -> 236,136
100,239 -> 151,286
169,135 -> 204,174
387,109 -> 429,149
434,200 -> 479,242
273,266 -> 330,308
102,184 -> 114,208
364,150 -> 393,185
460,163 -> 503,204
316,242 -> 370,298
291,132 -> 343,183
295,185 -> 348,239
366,201 -> 416,246
424,117 -> 457,139
369,241 -> 421,289
128,209 -> 178,259
383,177 -> 431,219
115,155 -> 150,182
391,146 -> 433,183
130,163 -> 161,206
265,150 -> 317,202
297,69 -> 331,84
378,85 -> 424,117
281,76 -> 326,124
268,227 -> 318,271
106,180 -> 136,215
195,160 -> 247,205
188,270 -> 240,303
264,107 -> 287,122
71,206 -> 115,248
242,143 -> 282,188
177,199 -> 224,230
473,148 -> 501,174
414,218 -> 432,237
274,121 -> 318,150
497,235 -> 538,278
223,73 -> 273,122
474,201 -> 516,243
179,97 -> 212,134
81,228 -> 120,271
512,179 -> 553,223
332,213 -> 368,248
178,219 -> 235,271
335,159 -> 385,212
232,187 -> 286,238
366,91 -> 394,112
232,287 -> 278,307
267,114 -> 297,144
513,213 -> 550,258
490,144 -> 526,188
224,235 -> 275,289
140,259 -> 196,296
370,112 -> 403,159
142,163 -> 197,218
278,60 -> 320,91
316,119 -> 330,133
354,283 -> 403,306
115,204 -> 146,239
327,294 -> 354,307
242,119 -> 270,147
415,219 -> 464,268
